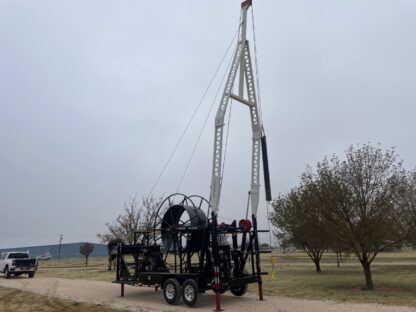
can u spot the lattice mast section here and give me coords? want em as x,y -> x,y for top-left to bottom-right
209,0 -> 262,217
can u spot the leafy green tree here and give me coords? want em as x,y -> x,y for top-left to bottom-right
271,181 -> 330,273
309,144 -> 407,290
399,169 -> 416,248
409,170 -> 416,248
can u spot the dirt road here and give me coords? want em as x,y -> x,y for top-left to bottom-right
0,277 -> 415,312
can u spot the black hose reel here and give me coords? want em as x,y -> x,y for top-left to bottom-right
161,204 -> 208,253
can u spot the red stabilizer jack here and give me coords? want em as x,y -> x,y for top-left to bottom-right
258,280 -> 264,301
214,267 -> 223,311
241,0 -> 252,9
215,290 -> 223,312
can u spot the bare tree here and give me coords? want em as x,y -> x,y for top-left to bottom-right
79,242 -> 94,267
97,195 -> 163,244
330,239 -> 351,268
275,232 -> 294,253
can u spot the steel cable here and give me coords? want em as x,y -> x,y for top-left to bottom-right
146,23 -> 242,200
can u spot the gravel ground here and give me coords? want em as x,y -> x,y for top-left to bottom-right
1,277 -> 416,312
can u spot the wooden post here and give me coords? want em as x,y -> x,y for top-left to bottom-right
121,283 -> 125,297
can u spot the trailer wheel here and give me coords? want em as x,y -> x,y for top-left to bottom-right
230,284 -> 247,296
163,278 -> 181,305
4,267 -> 10,279
28,272 -> 35,278
182,279 -> 199,307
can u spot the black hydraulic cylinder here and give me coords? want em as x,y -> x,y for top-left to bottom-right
252,214 -> 264,300
261,135 -> 272,201
116,243 -> 121,281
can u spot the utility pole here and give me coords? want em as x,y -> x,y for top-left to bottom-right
58,234 -> 63,260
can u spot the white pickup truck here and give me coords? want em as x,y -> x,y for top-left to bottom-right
0,251 -> 38,279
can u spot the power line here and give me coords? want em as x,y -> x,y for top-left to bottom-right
146,24 -> 242,200
176,43 -> 238,192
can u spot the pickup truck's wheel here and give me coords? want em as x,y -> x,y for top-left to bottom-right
230,284 -> 248,296
182,279 -> 199,306
163,278 -> 181,305
28,272 -> 35,278
4,267 -> 10,279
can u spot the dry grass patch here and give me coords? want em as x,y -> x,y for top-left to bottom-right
38,257 -> 108,268
0,286 -> 125,312
37,258 -> 114,282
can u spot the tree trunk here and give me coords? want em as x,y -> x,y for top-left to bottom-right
314,259 -> 322,273
85,256 -> 88,267
362,261 -> 374,290
336,252 -> 340,267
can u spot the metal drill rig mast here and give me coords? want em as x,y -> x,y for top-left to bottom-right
209,0 -> 272,306
210,0 -> 262,216
113,1 -> 272,310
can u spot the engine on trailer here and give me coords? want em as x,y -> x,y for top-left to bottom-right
136,246 -> 168,273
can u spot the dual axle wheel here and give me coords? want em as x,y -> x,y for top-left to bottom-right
163,278 -> 248,307
163,278 -> 199,307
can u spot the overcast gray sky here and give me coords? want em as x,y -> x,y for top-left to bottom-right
1,0 -> 415,248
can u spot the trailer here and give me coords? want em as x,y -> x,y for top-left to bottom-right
113,194 -> 270,307
114,0 -> 273,310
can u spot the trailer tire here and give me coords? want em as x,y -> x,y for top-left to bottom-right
163,278 -> 181,305
28,272 -> 35,278
182,279 -> 199,307
230,284 -> 247,296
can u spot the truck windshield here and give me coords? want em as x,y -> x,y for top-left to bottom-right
8,253 -> 29,259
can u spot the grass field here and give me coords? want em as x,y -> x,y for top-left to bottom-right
34,250 -> 416,308
36,257 -> 113,281
0,286 -> 125,312
259,251 -> 416,307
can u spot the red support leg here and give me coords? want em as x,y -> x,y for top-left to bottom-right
214,267 -> 223,312
215,292 -> 222,312
258,277 -> 264,301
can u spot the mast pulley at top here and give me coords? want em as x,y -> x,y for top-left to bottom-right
209,0 -> 271,217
